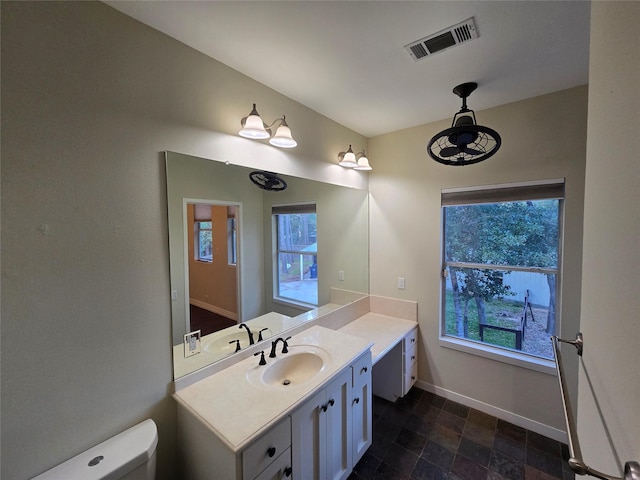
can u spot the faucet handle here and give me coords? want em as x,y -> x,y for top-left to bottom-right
258,328 -> 269,342
229,339 -> 241,353
281,336 -> 291,354
254,351 -> 267,366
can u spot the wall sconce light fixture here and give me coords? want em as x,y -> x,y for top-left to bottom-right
338,145 -> 372,171
239,103 -> 297,148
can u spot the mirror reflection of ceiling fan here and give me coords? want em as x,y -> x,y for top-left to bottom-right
249,171 -> 288,192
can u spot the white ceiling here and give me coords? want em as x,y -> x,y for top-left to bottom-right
105,1 -> 591,138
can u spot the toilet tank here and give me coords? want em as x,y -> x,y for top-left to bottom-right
32,419 -> 158,480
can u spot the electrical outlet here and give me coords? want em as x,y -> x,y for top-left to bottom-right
183,330 -> 201,358
338,270 -> 345,281
171,289 -> 178,300
398,277 -> 406,289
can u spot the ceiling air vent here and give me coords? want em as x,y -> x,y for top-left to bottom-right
404,17 -> 479,62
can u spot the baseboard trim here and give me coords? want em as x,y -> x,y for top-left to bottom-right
189,299 -> 238,321
414,380 -> 568,444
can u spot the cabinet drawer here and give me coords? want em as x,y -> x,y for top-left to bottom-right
352,351 -> 372,387
404,361 -> 418,394
253,447 -> 292,480
403,328 -> 418,353
403,343 -> 417,374
243,417 -> 291,480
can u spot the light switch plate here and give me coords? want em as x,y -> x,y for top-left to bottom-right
183,330 -> 201,358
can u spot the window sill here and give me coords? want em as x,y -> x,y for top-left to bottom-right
272,297 -> 317,311
439,335 -> 556,376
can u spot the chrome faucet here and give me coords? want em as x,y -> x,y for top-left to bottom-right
269,336 -> 291,358
238,323 -> 255,345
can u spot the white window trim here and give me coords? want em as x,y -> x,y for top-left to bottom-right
439,179 -> 564,375
438,335 -> 557,376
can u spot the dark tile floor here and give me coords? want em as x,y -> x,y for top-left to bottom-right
350,388 -> 575,480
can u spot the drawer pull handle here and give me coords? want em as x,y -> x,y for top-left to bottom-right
353,397 -> 360,405
360,366 -> 368,374
267,446 -> 276,458
328,398 -> 335,407
284,466 -> 292,477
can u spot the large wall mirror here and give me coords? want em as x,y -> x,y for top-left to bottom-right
166,152 -> 369,379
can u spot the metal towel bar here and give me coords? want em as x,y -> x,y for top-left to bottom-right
552,333 -> 640,480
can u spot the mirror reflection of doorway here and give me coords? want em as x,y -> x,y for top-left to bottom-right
185,202 -> 240,336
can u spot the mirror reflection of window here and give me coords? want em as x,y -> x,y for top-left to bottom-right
273,204 -> 318,306
195,221 -> 213,262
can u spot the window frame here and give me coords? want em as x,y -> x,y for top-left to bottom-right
438,179 -> 565,375
272,203 -> 318,308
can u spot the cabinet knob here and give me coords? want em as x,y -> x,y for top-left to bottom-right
267,446 -> 276,458
411,376 -> 416,380
353,397 -> 360,405
411,355 -> 416,361
284,466 -> 292,477
321,398 -> 335,412
411,338 -> 416,343
360,366 -> 368,374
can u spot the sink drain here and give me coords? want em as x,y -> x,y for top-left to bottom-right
282,379 -> 291,386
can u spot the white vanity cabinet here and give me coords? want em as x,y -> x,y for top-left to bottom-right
174,326 -> 376,480
403,327 -> 418,393
372,326 -> 419,402
177,407 -> 292,480
290,351 -> 372,480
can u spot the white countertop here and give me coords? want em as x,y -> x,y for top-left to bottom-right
338,312 -> 418,364
174,325 -> 373,452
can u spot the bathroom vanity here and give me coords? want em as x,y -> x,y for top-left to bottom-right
175,326 -> 373,480
174,296 -> 418,480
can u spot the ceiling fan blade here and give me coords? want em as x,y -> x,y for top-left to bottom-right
440,146 -> 461,157
463,147 -> 484,156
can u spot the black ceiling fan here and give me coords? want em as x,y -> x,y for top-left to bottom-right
249,171 -> 287,191
427,82 -> 501,166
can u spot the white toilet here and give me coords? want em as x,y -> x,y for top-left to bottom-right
32,419 -> 158,480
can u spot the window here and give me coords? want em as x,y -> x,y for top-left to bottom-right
441,180 -> 564,364
273,204 -> 318,306
195,221 -> 212,262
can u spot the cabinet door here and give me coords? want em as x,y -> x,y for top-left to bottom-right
290,388 -> 325,480
324,368 -> 353,480
351,352 -> 372,465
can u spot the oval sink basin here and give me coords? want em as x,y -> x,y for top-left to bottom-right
247,345 -> 330,389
